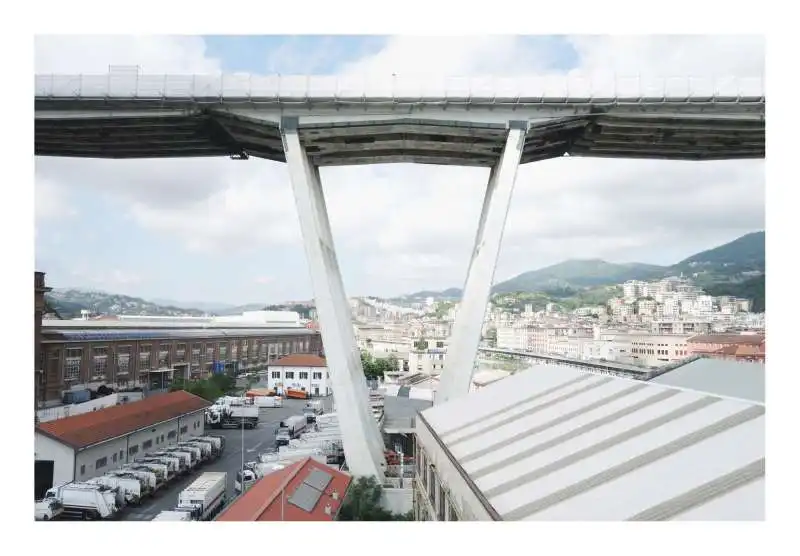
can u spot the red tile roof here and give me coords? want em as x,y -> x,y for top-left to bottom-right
216,458 -> 351,522
271,354 -> 327,368
36,390 -> 210,449
688,334 -> 765,345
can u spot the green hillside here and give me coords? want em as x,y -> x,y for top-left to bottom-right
492,259 -> 666,293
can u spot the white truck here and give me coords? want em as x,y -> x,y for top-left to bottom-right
138,455 -> 180,480
123,464 -> 167,490
276,415 -> 307,447
194,435 -> 226,459
206,405 -> 259,429
160,448 -> 198,471
175,472 -> 228,521
87,475 -> 144,505
253,396 -> 282,408
34,498 -> 64,521
151,509 -> 193,521
44,482 -> 120,520
179,441 -> 212,463
234,461 -> 275,494
105,470 -> 154,498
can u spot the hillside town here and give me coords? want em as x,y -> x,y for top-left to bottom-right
350,274 -> 765,378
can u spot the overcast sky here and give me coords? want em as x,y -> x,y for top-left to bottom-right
34,35 -> 764,306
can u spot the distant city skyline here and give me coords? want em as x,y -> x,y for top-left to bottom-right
34,35 -> 765,304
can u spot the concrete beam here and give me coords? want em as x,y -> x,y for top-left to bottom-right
436,121 -> 527,405
280,117 -> 385,480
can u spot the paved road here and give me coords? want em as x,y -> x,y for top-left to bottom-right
121,398 -> 326,521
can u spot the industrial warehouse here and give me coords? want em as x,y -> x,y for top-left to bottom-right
34,272 -> 323,407
35,390 -> 211,501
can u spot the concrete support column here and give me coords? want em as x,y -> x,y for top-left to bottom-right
437,121 -> 528,405
281,117 -> 385,480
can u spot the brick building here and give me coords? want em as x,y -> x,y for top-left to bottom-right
39,320 -> 322,406
35,271 -> 52,408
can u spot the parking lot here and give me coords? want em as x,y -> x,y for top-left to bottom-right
121,397 -> 331,521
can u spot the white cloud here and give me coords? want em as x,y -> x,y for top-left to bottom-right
34,35 -> 765,297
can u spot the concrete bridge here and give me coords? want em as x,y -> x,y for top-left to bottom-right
35,72 -> 765,480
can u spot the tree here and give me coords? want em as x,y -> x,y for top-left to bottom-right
337,476 -> 411,521
360,351 -> 394,380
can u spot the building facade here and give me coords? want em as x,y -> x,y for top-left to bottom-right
39,323 -> 322,406
34,390 -> 210,497
687,333 -> 766,362
35,272 -> 52,410
266,354 -> 331,397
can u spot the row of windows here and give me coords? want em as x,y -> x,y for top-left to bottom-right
270,371 -> 326,380
56,338 -> 313,382
79,418 -> 203,477
415,444 -> 459,521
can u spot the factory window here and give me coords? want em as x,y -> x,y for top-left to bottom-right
92,347 -> 109,379
112,453 -> 117,463
142,440 -> 152,450
64,348 -> 82,382
96,456 -> 107,469
80,464 -> 85,476
139,345 -> 151,371
159,342 -> 170,367
285,371 -> 295,379
119,450 -> 124,460
299,372 -> 309,379
116,346 -> 131,375
313,372 -> 322,380
272,371 -> 280,379
175,343 -> 186,362
128,445 -> 138,456
168,430 -> 177,439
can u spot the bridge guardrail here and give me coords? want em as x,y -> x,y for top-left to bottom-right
34,73 -> 766,103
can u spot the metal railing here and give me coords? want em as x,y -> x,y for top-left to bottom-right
34,73 -> 766,103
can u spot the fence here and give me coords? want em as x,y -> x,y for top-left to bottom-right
36,393 -> 119,423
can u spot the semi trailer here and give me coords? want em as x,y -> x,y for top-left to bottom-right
175,472 -> 228,521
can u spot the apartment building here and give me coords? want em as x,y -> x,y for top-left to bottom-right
651,320 -> 712,335
601,332 -> 692,367
408,338 -> 448,375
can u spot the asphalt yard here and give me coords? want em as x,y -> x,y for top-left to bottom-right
121,397 -> 326,521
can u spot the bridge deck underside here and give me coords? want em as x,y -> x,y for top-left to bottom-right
35,102 -> 765,165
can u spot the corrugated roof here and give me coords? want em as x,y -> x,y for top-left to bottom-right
419,366 -> 764,521
271,354 -> 327,368
216,458 -> 351,521
650,358 -> 765,403
42,327 -> 313,343
36,390 -> 211,449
